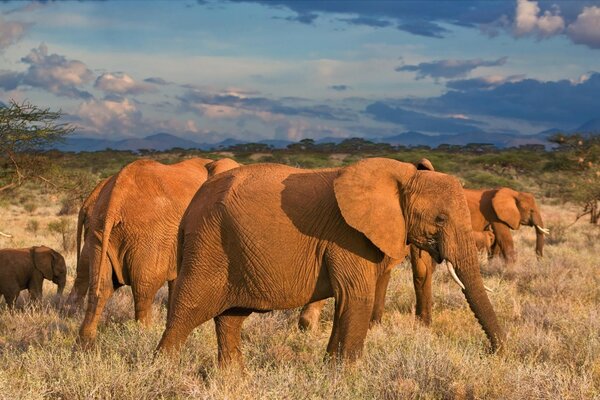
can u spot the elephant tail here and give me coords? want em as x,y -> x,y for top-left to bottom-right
76,205 -> 86,269
94,213 -> 116,297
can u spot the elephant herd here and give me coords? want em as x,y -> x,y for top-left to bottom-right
0,156 -> 548,368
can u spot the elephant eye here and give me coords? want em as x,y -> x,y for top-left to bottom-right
435,214 -> 448,226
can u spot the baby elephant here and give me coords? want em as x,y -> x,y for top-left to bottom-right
474,231 -> 496,255
0,246 -> 67,308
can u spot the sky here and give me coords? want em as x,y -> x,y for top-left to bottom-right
0,0 -> 599,143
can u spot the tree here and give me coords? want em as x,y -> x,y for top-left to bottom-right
0,100 -> 74,192
548,133 -> 600,224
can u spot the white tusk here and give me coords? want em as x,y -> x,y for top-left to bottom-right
535,225 -> 550,235
0,231 -> 12,238
484,285 -> 494,293
446,262 -> 466,290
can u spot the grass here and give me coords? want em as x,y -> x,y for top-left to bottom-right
0,192 -> 599,399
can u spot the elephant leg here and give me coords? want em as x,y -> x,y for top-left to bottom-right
214,309 -> 251,368
491,222 -> 516,265
78,281 -> 114,346
326,293 -> 374,362
3,290 -> 18,309
410,246 -> 433,325
27,274 -> 44,303
66,258 -> 90,310
166,279 -> 175,323
298,299 -> 326,332
132,279 -> 163,327
370,266 -> 392,327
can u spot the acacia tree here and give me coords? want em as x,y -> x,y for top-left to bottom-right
0,100 -> 74,192
549,134 -> 600,224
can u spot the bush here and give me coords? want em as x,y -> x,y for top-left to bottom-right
23,202 -> 37,213
47,217 -> 76,253
25,219 -> 39,234
58,196 -> 79,216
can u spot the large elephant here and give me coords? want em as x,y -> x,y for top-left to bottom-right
78,157 -> 239,345
65,177 -> 111,310
465,188 -> 548,264
157,158 -> 505,366
0,246 -> 67,307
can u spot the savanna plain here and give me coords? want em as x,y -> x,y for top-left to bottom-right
0,149 -> 598,399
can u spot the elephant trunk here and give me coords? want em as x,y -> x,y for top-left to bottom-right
532,211 -> 545,258
445,234 -> 506,353
56,276 -> 66,296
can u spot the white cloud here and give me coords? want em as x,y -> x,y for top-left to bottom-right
514,0 -> 564,38
94,72 -> 155,95
0,17 -> 29,49
567,6 -> 600,49
77,97 -> 142,135
20,43 -> 94,98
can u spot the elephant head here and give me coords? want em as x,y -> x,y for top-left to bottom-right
492,188 -> 547,257
334,158 -> 505,352
32,246 -> 67,295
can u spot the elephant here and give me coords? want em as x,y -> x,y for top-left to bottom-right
156,158 -> 505,366
65,177 -> 111,310
78,157 -> 240,345
0,246 -> 67,308
473,230 -> 495,255
465,188 -> 548,264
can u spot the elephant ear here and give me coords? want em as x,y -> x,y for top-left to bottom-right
206,158 -> 240,178
416,158 -> 434,171
31,246 -> 54,280
334,158 -> 416,260
492,188 -> 521,229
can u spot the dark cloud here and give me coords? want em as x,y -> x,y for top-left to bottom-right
397,57 -> 508,80
2,43 -> 95,98
180,89 -> 357,121
402,72 -> 600,126
365,102 -> 485,134
396,20 -> 449,38
445,74 -> 526,91
329,84 -> 350,91
144,77 -> 172,85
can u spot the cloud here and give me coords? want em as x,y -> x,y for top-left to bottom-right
329,84 -> 350,91
567,6 -> 600,49
0,17 -> 30,50
0,70 -> 23,91
179,89 -> 357,122
144,76 -> 172,85
397,57 -> 508,80
514,0 -> 564,38
10,43 -> 95,98
401,72 -> 600,126
446,74 -> 526,91
76,97 -> 142,135
95,72 -> 155,95
227,0 -> 514,38
365,102 -> 485,134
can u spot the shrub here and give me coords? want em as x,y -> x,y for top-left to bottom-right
47,217 -> 76,253
25,219 -> 39,234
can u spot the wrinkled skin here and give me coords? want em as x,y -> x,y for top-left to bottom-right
157,158 -> 505,367
78,157 -> 239,346
466,188 -> 546,264
65,177 -> 111,311
0,246 -> 67,308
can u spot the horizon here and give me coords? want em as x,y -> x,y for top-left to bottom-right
1,0 -> 599,143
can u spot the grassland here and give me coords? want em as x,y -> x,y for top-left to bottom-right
0,151 -> 598,399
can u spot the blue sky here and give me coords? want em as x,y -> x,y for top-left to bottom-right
0,0 -> 599,143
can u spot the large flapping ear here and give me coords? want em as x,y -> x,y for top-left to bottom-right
206,158 -> 241,178
334,158 -> 416,260
492,188 -> 521,229
416,158 -> 434,171
31,246 -> 54,280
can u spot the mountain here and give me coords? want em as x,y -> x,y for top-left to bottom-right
575,118 -> 600,134
376,131 -> 549,148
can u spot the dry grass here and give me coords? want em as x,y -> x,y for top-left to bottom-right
0,198 -> 599,399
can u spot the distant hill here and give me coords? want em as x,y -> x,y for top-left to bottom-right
575,118 -> 600,134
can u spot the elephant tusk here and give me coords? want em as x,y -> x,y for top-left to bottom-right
535,225 -> 550,235
0,231 -> 12,238
446,262 -> 466,290
484,285 -> 494,293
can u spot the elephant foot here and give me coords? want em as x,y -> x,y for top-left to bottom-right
415,314 -> 432,326
368,317 -> 382,329
74,335 -> 97,351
